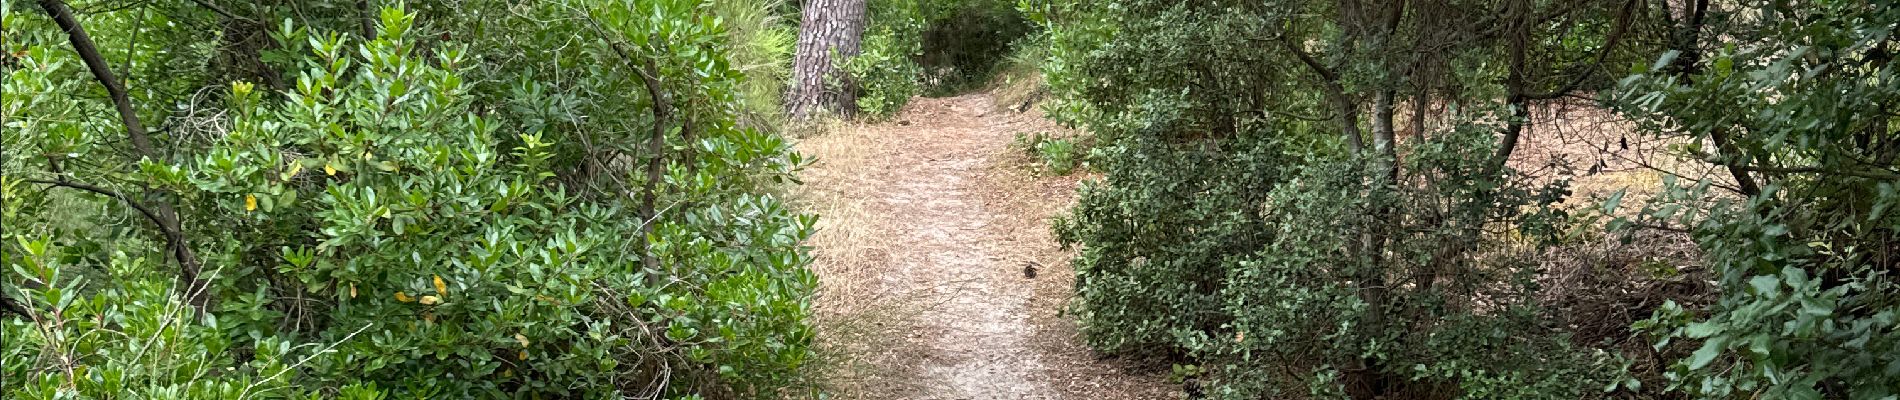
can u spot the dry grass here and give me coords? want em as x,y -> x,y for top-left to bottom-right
790,119 -> 890,315
1498,99 -> 1723,397
988,70 -> 1047,115
786,95 -> 1178,399
1503,98 -> 1741,215
786,119 -> 933,399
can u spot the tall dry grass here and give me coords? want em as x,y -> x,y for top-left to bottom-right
784,120 -> 935,399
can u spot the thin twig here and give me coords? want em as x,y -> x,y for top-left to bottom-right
238,323 -> 375,399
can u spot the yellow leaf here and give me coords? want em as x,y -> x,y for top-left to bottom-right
395,291 -> 414,302
420,295 -> 439,305
324,163 -> 337,176
514,333 -> 531,348
244,194 -> 257,212
433,275 -> 448,296
284,161 -> 303,179
349,283 -> 358,298
518,350 -> 528,360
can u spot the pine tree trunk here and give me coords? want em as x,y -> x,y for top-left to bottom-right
786,0 -> 867,119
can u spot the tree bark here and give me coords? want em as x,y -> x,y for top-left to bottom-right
786,0 -> 867,120
1280,36 -> 1365,154
1492,0 -> 1532,167
579,9 -> 679,287
1664,0 -> 1761,196
1372,89 -> 1399,172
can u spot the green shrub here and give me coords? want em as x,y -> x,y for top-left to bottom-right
1016,0 -> 1114,126
846,0 -> 1036,118
1011,132 -> 1084,175
848,2 -> 925,119
1035,138 -> 1078,174
3,2 -> 816,398
1038,0 -> 1629,397
1614,1 -> 1900,397
1038,0 -> 1896,398
714,0 -> 799,129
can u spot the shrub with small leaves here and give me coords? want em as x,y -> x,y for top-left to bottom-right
3,1 -> 816,398
1614,1 -> 1900,397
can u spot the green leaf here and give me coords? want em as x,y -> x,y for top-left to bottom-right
1749,275 -> 1781,294
1764,224 -> 1789,237
1781,266 -> 1809,289
1684,320 -> 1724,338
1649,50 -> 1681,74
1602,189 -> 1627,214
1787,386 -> 1822,400
1688,336 -> 1727,370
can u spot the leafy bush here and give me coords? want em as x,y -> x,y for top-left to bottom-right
848,1 -> 925,119
846,0 -> 1036,117
3,1 -> 816,398
1038,0 -> 1896,398
1011,132 -> 1084,175
714,0 -> 799,129
1613,1 -> 1900,397
1016,0 -> 1116,126
1034,137 -> 1079,175
1037,0 -> 1635,397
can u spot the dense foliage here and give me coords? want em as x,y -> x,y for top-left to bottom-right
1038,0 -> 1630,397
1616,0 -> 1899,397
2,1 -> 815,398
6,0 -> 1894,398
1034,0 -> 1896,398
845,0 -> 1032,117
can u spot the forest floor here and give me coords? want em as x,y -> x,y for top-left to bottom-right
795,93 -> 1178,400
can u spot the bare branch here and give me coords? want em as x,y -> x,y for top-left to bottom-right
575,7 -> 675,284
1277,35 -> 1366,153
36,0 -> 208,311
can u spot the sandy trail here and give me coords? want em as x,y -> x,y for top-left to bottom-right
797,94 -> 1176,400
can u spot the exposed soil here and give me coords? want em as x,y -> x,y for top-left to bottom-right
797,94 -> 1177,400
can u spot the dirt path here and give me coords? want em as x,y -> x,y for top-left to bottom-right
798,94 -> 1175,400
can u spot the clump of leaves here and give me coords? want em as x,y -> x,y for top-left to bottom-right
1613,1 -> 1900,397
848,0 -> 1037,118
2,2 -> 817,398
1038,0 -> 1628,398
848,16 -> 924,118
1011,132 -> 1084,175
